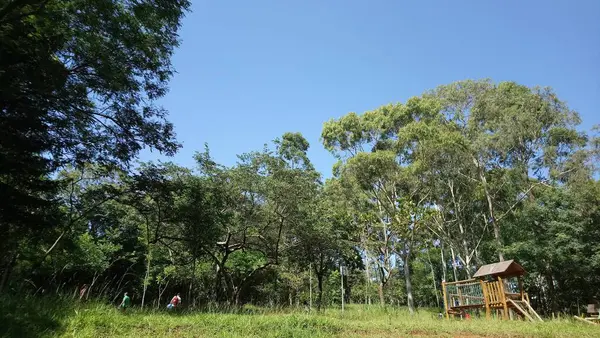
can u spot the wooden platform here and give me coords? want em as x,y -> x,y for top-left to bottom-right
574,316 -> 599,325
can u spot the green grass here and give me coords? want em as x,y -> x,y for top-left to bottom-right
2,297 -> 599,337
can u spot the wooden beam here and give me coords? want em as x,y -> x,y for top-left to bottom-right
508,299 -> 534,322
443,279 -> 477,286
574,316 -> 598,325
442,281 -> 449,319
481,280 -> 491,319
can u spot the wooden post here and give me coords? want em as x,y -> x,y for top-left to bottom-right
442,281 -> 449,319
498,277 -> 509,320
518,276 -> 524,301
480,280 -> 491,319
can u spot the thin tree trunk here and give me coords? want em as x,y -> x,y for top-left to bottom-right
0,252 -> 18,294
376,199 -> 390,306
309,263 -> 312,310
427,248 -> 440,307
141,250 -> 151,309
234,286 -> 242,306
189,256 -> 196,308
404,251 -> 415,314
363,232 -> 372,305
450,247 -> 458,282
214,265 -> 222,302
545,265 -> 558,314
378,281 -> 385,305
440,241 -> 447,282
465,261 -> 472,279
158,279 -> 169,309
317,273 -> 324,311
476,161 -> 503,261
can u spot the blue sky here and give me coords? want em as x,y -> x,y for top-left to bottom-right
141,0 -> 600,177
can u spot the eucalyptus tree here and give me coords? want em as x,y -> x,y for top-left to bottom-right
425,80 -> 585,261
321,101 -> 436,312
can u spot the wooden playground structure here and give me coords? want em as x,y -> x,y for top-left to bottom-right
441,260 -> 543,322
574,304 -> 600,325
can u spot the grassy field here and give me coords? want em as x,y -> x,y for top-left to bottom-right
2,297 -> 599,338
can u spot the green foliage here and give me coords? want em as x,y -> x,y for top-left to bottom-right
2,73 -> 599,326
0,0 -> 190,294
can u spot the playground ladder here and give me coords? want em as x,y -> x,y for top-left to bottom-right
508,299 -> 543,322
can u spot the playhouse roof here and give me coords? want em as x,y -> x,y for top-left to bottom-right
473,259 -> 525,279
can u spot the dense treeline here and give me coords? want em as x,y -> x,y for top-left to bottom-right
1,0 -> 599,316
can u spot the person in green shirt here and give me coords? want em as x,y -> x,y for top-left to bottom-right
120,292 -> 131,311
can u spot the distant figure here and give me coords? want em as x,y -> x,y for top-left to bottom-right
120,292 -> 131,312
167,293 -> 182,310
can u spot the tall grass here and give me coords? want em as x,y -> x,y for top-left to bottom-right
1,296 -> 599,337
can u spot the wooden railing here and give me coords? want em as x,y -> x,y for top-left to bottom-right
481,280 -> 504,307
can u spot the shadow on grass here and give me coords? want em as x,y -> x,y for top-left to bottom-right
0,295 -> 72,338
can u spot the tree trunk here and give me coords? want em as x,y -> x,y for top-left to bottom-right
459,230 -> 472,278
545,269 -> 558,314
482,177 -> 503,260
158,279 -> 169,309
465,261 -> 472,279
0,252 -> 18,294
214,265 -> 223,302
234,287 -> 242,306
189,257 -> 196,308
378,282 -> 385,305
461,253 -> 472,279
440,241 -> 447,282
309,263 -> 312,309
450,247 -> 458,282
317,272 -> 324,311
427,249 -> 439,308
363,234 -> 372,305
403,253 -> 415,314
491,215 -> 503,261
141,251 -> 151,309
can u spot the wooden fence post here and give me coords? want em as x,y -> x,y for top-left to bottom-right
480,280 -> 491,319
442,281 -> 449,319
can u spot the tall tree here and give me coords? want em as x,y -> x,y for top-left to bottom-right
0,0 -> 190,290
426,80 -> 584,260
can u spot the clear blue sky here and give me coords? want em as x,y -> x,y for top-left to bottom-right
141,0 -> 600,177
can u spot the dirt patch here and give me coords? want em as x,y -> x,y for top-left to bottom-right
408,331 -> 526,338
344,328 -> 531,338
